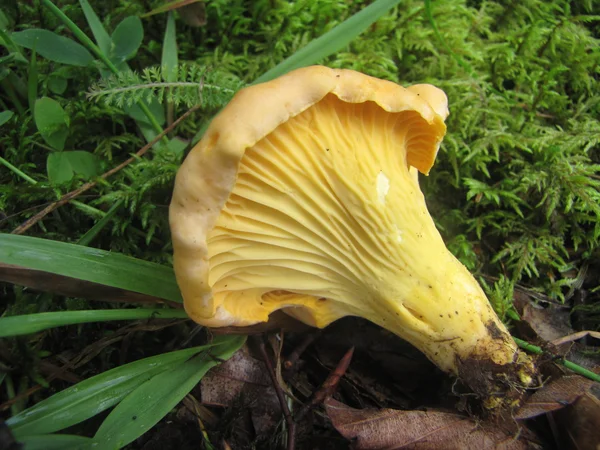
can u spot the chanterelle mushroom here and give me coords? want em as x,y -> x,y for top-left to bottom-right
170,66 -> 534,408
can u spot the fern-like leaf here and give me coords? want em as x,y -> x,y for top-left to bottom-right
87,64 -> 244,109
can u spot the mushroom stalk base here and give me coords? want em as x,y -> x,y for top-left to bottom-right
457,343 -> 535,411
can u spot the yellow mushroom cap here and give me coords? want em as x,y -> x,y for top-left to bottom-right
170,65 -> 522,377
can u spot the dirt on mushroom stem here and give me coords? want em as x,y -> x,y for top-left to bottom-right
455,331 -> 535,413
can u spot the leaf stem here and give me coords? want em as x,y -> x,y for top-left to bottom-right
513,337 -> 600,383
0,156 -> 37,184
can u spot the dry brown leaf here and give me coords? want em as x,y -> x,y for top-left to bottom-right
201,346 -> 281,436
515,376 -> 596,420
521,303 -> 572,343
325,399 -> 528,450
554,384 -> 600,450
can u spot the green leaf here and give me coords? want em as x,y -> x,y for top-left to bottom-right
34,97 -> 69,151
110,16 -> 144,63
161,12 -> 178,83
78,0 -> 112,55
17,434 -> 92,450
47,151 -> 100,184
93,336 -> 246,449
11,29 -> 94,67
0,9 -> 10,31
48,74 -> 68,94
7,345 -> 215,436
254,0 -> 403,84
0,234 -> 182,303
46,153 -> 72,183
166,137 -> 188,157
46,152 -> 73,184
0,309 -> 189,338
0,110 -> 13,126
124,96 -> 165,126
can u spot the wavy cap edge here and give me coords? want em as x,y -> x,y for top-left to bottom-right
169,65 -> 448,325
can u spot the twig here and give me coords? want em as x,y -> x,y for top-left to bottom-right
551,330 -> 600,347
295,346 -> 354,422
11,104 -> 201,235
513,337 -> 600,383
283,331 -> 321,376
254,335 -> 296,450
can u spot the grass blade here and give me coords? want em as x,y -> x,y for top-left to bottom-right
78,0 -> 111,54
18,434 -> 93,450
0,234 -> 182,303
0,309 -> 189,338
7,344 -> 220,436
93,335 -> 246,449
0,110 -> 15,127
161,12 -> 178,82
254,0 -> 402,84
0,155 -> 36,184
77,199 -> 123,246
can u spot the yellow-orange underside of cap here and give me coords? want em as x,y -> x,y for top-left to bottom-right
169,65 -> 448,327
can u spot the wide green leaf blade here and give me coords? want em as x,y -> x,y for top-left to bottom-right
11,29 -> 94,67
0,234 -> 182,303
7,344 -> 217,437
34,97 -> 69,151
93,335 -> 246,449
63,151 -> 100,178
110,16 -> 144,63
46,152 -> 73,183
47,151 -> 101,184
18,434 -> 92,450
254,0 -> 402,84
47,72 -> 69,95
0,110 -> 13,126
0,309 -> 189,338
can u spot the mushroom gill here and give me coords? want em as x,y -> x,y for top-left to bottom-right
207,93 -> 488,373
170,66 -> 534,406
